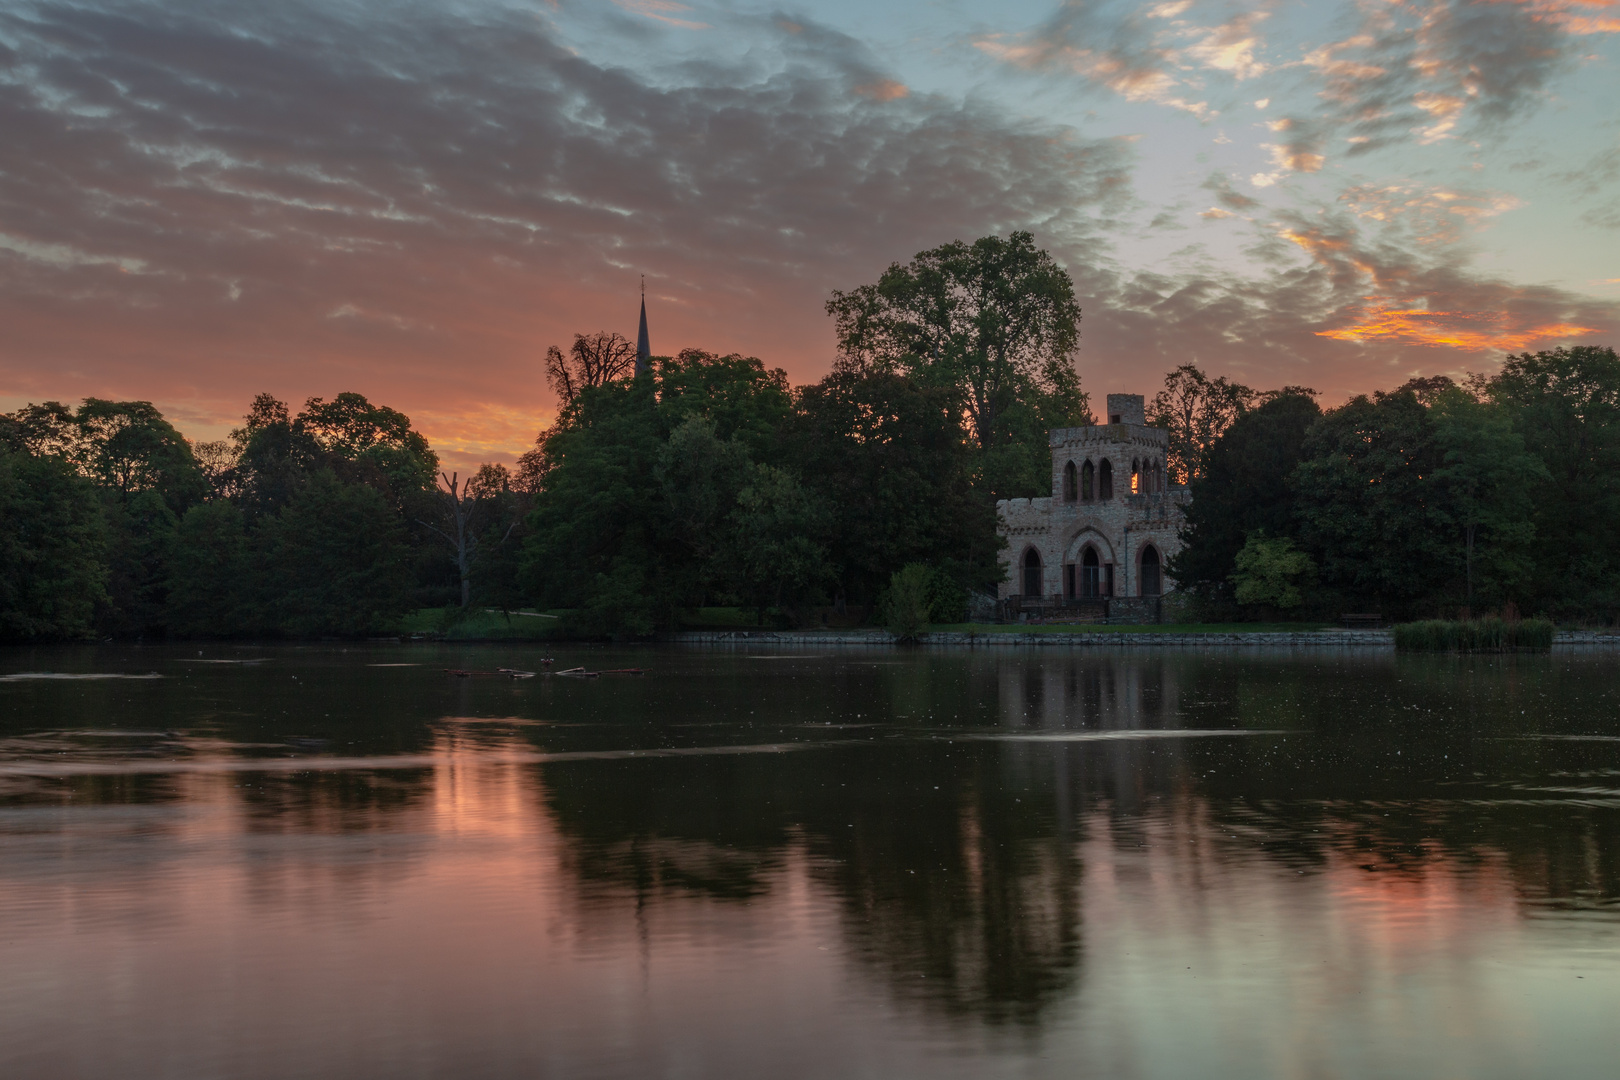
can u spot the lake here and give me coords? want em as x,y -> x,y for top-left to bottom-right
2,643 -> 1617,1079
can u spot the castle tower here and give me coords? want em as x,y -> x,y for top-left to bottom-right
994,392 -> 1188,622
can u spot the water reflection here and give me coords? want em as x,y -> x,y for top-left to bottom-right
1,647 -> 1618,1077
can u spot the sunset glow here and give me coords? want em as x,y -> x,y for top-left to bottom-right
1,0 -> 1615,468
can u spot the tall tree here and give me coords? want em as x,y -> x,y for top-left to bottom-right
786,369 -> 996,604
1485,345 -> 1620,612
1148,365 -> 1264,485
1292,389 -> 1456,614
257,471 -> 413,636
825,231 -> 1089,497
1169,392 -> 1322,600
0,446 -> 108,641
547,332 -> 640,409
1429,388 -> 1544,610
419,464 -> 521,609
166,501 -> 253,637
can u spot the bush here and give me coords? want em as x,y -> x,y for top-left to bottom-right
879,564 -> 933,641
1230,533 -> 1314,609
1393,617 -> 1554,652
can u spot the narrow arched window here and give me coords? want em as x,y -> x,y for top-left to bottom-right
1140,546 -> 1162,596
1063,460 -> 1077,502
1130,459 -> 1141,495
1022,548 -> 1043,597
1081,460 -> 1095,501
1098,459 -> 1113,500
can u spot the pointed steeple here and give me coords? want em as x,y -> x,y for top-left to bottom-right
635,276 -> 650,377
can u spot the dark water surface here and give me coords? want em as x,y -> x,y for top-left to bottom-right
2,644 -> 1619,1079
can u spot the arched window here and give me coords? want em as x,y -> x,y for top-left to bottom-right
1130,459 -> 1141,494
1152,459 -> 1162,493
1098,459 -> 1113,500
1081,460 -> 1095,501
1140,546 -> 1162,596
1063,460 -> 1077,502
1081,547 -> 1101,599
1022,548 -> 1043,597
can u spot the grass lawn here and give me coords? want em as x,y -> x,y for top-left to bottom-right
400,607 -> 568,640
927,622 -> 1338,634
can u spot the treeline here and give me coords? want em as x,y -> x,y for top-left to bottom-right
0,393 -> 526,641
1171,345 -> 1620,622
1,232 -> 1087,640
521,232 -> 1088,633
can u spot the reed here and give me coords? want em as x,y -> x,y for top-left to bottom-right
1393,617 -> 1554,652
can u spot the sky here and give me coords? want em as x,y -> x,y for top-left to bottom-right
1,0 -> 1617,470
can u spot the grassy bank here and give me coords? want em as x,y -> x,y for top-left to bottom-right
400,608 -> 567,641
1393,617 -> 1554,653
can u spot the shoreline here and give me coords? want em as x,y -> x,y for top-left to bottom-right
664,629 -> 1620,649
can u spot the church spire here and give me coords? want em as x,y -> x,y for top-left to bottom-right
635,276 -> 650,377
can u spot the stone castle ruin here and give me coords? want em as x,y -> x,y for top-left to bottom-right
996,394 -> 1188,621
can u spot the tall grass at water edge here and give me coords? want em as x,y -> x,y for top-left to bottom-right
1393,617 -> 1554,652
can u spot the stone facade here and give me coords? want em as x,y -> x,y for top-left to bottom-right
996,394 -> 1189,605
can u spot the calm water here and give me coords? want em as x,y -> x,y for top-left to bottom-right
2,644 -> 1618,1079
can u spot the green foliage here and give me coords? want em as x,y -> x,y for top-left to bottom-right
521,356 -> 821,635
1484,345 -> 1620,614
725,463 -> 830,621
1393,618 -> 1554,652
1170,392 -> 1321,600
1292,389 -> 1458,613
825,231 -> 1090,498
1230,533 -> 1314,609
785,369 -> 997,602
1148,365 -> 1267,485
99,488 -> 180,637
257,471 -> 413,636
0,446 -> 107,641
166,501 -> 252,637
879,564 -> 934,641
5,398 -> 206,512
1428,387 -> 1544,606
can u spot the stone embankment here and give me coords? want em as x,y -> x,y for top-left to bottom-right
668,629 -> 1620,649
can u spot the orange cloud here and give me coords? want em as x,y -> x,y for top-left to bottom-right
1317,305 -> 1597,350
852,80 -> 909,102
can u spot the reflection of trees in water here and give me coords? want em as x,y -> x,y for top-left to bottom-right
539,651 -> 1620,1027
543,743 -> 1086,1026
804,757 -> 1082,1027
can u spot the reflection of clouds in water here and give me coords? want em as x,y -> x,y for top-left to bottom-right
0,672 -> 163,681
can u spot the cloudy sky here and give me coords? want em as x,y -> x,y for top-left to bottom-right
2,0 -> 1617,468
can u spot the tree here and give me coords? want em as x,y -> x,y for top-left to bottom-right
1169,392 -> 1321,600
786,369 -> 996,605
0,446 -> 107,641
257,471 -> 413,636
724,463 -> 830,622
1292,389 -> 1456,613
1485,345 -> 1620,613
166,501 -> 252,637
519,351 -> 810,633
4,398 -> 206,512
1230,534 -> 1315,610
418,465 -> 521,609
878,564 -> 934,641
1147,365 -> 1267,485
1429,388 -> 1544,610
298,392 -> 439,499
825,231 -> 1090,496
547,332 -> 640,409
